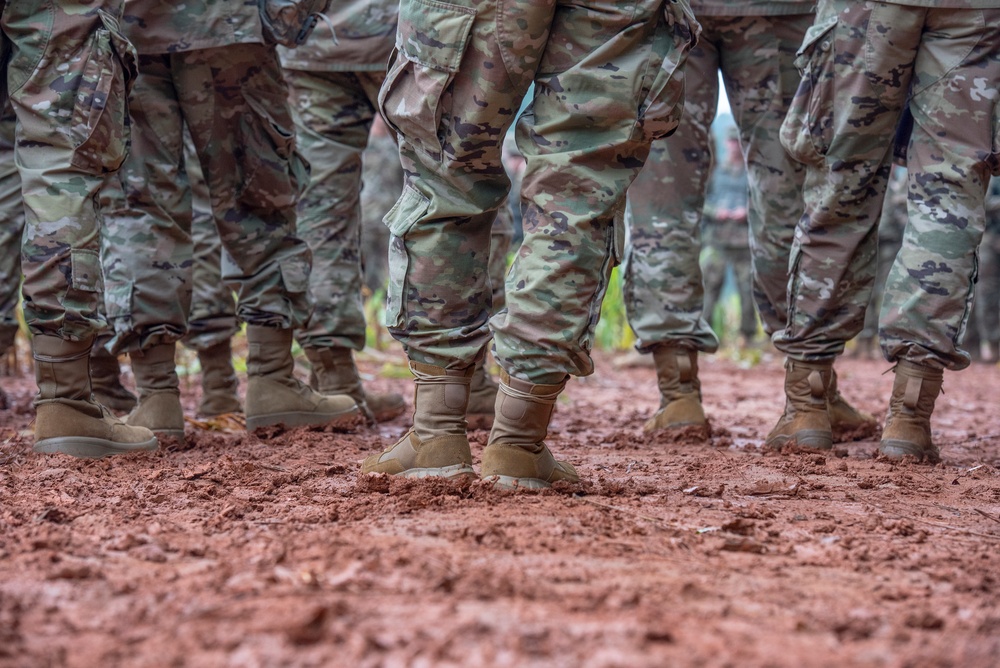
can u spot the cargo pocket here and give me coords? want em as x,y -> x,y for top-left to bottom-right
240,92 -> 299,212
634,0 -> 699,142
780,16 -> 837,167
383,185 -> 430,329
70,10 -> 137,174
377,0 -> 475,158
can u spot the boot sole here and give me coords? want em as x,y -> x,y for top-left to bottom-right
879,440 -> 939,463
34,436 -> 159,459
246,407 -> 360,431
483,474 -> 552,490
766,430 -> 833,451
396,464 -> 478,481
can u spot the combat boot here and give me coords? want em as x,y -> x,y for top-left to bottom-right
362,362 -> 476,479
244,326 -> 359,431
466,361 -> 499,430
481,371 -> 579,489
197,339 -> 242,417
765,358 -> 833,451
879,360 -> 943,463
32,335 -> 157,458
127,342 -> 186,444
90,344 -> 138,413
828,366 -> 877,442
304,346 -> 405,423
643,344 -> 708,434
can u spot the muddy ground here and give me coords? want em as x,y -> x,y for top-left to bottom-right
1,340 -> 999,668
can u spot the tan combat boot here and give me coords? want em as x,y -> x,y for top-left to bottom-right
197,339 -> 242,417
466,360 -> 499,430
765,358 -> 833,451
32,335 -> 158,458
90,343 -> 138,413
126,342 -> 186,444
244,326 -> 359,431
828,366 -> 877,442
362,361 -> 476,480
643,345 -> 708,434
481,371 -> 579,489
879,360 -> 943,463
304,346 -> 405,423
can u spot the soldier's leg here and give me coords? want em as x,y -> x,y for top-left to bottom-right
485,0 -> 695,486
768,2 -> 918,450
974,229 -> 1000,360
731,248 -> 758,343
0,104 -> 21,370
175,45 -> 358,433
102,53 -> 193,445
716,14 -> 813,335
286,68 -> 404,423
9,1 -> 156,456
621,29 -> 718,435
181,130 -> 241,418
878,9 -> 1000,461
364,0 -> 559,481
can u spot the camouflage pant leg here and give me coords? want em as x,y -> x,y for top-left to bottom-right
773,1 -> 917,361
285,68 -> 382,352
493,1 -> 694,383
622,35 -> 719,355
359,130 -> 402,296
102,53 -> 193,353
380,0 -> 557,371
730,246 -> 756,339
718,14 -> 812,335
879,10 -> 1000,371
381,0 -> 693,377
974,229 -> 1000,346
177,45 -> 312,331
6,0 -> 132,341
0,103 -> 21,336
183,128 -> 238,353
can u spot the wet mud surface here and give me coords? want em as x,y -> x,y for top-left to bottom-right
2,349 -> 999,667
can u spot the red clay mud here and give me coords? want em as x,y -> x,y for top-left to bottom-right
1,347 -> 999,667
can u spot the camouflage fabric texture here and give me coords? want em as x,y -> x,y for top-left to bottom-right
622,11 -> 811,354
182,130 -> 239,354
285,68 -> 385,352
381,0 -> 697,384
5,0 -> 133,342
971,177 -> 1000,350
102,42 -> 311,354
277,0 -> 397,72
359,123 -> 404,295
857,165 -> 907,345
775,2 -> 1000,371
0,104 -> 21,342
121,0 -> 264,54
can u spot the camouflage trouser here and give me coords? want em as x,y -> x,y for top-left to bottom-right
973,227 -> 1000,348
103,44 -> 311,354
183,130 -> 239,353
622,12 -> 811,354
381,0 -> 695,383
4,0 -> 133,341
776,2 -> 1000,371
284,68 -> 384,352
0,105 -> 21,341
701,244 -> 756,341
